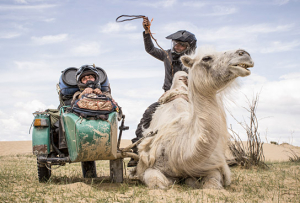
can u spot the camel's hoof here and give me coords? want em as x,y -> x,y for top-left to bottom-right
185,178 -> 201,189
128,167 -> 137,179
202,178 -> 223,190
223,176 -> 231,187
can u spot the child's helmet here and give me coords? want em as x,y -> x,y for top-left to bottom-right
76,65 -> 100,91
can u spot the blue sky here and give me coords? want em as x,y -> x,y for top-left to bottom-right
0,0 -> 299,146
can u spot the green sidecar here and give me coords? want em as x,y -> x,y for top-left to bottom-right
31,107 -> 129,183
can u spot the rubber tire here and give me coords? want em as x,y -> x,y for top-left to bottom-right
81,161 -> 97,178
37,160 -> 51,183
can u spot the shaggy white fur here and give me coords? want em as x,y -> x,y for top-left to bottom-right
134,47 -> 254,189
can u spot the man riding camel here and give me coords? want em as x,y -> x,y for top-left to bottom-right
128,17 -> 197,167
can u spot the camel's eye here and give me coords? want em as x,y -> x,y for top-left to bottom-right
237,50 -> 250,56
202,56 -> 212,62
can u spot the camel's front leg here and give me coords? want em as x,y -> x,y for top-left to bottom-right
185,164 -> 231,189
143,168 -> 173,189
200,169 -> 224,189
222,163 -> 231,186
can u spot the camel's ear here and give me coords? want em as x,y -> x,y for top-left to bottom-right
181,55 -> 195,68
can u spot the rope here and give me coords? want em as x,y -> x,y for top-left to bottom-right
45,163 -> 62,170
116,15 -> 174,76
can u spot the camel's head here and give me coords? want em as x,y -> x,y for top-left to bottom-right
181,48 -> 254,93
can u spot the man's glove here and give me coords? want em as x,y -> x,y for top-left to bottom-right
143,17 -> 150,34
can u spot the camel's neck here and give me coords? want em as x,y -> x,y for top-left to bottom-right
187,84 -> 226,150
189,88 -> 221,128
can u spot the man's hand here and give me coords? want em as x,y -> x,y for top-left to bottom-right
143,17 -> 150,34
93,88 -> 102,95
82,87 -> 93,94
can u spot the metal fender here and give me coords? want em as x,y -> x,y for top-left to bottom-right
62,112 -> 118,162
32,114 -> 51,155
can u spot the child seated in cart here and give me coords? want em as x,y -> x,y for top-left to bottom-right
72,65 -> 113,103
71,65 -> 120,119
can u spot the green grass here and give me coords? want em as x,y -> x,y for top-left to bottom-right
0,154 -> 299,202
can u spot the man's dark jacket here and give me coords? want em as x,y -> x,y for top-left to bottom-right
143,32 -> 188,91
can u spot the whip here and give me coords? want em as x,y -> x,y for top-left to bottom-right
116,15 -> 174,76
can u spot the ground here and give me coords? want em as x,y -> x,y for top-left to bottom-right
0,140 -> 299,202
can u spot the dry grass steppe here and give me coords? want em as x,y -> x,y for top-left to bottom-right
0,140 -> 299,202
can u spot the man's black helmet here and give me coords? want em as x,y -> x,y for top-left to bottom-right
166,30 -> 197,55
76,65 -> 100,91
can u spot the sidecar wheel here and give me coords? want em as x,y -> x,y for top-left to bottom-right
37,159 -> 51,183
81,161 -> 97,178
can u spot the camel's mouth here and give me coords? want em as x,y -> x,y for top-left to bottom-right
232,63 -> 253,72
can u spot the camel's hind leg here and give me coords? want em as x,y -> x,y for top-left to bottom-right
143,168 -> 173,189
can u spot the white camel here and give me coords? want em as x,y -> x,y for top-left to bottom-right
134,47 -> 254,189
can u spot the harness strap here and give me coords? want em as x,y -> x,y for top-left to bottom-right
161,94 -> 189,104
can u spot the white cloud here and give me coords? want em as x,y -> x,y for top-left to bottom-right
12,90 -> 35,98
0,61 -> 60,84
43,18 -> 55,23
0,100 -> 56,141
273,0 -> 290,5
0,4 -> 57,10
161,21 -> 198,36
227,72 -> 300,146
15,100 -> 49,112
260,40 -> 300,53
14,60 -> 51,71
198,24 -> 294,42
0,110 -> 5,117
107,69 -> 163,79
139,0 -> 177,8
239,72 -> 300,112
31,34 -> 68,45
182,1 -> 206,7
119,88 -> 163,100
0,32 -> 21,39
0,4 -> 57,11
280,72 -> 300,80
114,97 -> 158,140
204,5 -> 238,16
14,0 -> 28,4
246,24 -> 294,33
70,42 -> 104,57
100,22 -> 137,33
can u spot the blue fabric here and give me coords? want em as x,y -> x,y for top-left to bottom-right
59,74 -> 109,96
59,75 -> 79,96
100,78 -> 110,92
